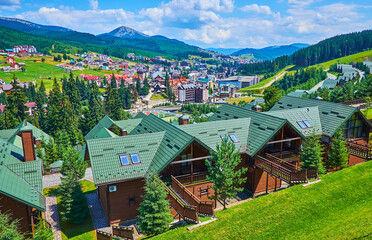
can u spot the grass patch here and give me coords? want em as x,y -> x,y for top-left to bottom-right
362,109 -> 372,119
313,49 -> 372,70
225,96 -> 255,104
198,215 -> 212,223
151,94 -> 168,100
238,65 -> 293,92
43,180 -> 96,240
151,161 -> 372,240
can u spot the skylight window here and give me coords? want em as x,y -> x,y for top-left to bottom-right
297,121 -> 307,129
120,155 -> 130,165
130,153 -> 141,164
303,120 -> 312,128
229,134 -> 239,143
220,135 -> 229,142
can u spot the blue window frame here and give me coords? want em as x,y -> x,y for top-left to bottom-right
229,134 -> 239,143
130,153 -> 141,164
303,120 -> 312,128
120,155 -> 130,165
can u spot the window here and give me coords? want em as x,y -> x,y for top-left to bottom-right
120,155 -> 130,166
181,153 -> 191,167
303,120 -> 312,128
343,114 -> 366,139
220,135 -> 229,142
297,121 -> 307,129
229,134 -> 239,143
130,153 -> 140,164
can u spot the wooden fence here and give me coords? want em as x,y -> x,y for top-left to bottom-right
171,176 -> 215,217
175,172 -> 208,185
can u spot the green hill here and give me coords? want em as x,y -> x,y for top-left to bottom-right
152,161 -> 372,240
0,25 -> 205,60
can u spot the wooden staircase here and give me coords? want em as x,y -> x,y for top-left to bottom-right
255,154 -> 318,184
347,141 -> 372,161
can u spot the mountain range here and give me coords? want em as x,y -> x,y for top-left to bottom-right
230,43 -> 310,61
0,16 -> 310,60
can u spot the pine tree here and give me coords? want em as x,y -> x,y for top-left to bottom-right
301,131 -> 325,174
55,130 -> 71,158
0,212 -> 24,240
60,147 -> 87,180
104,84 -> 122,120
206,139 -> 247,209
59,174 -> 88,224
44,139 -> 59,168
327,129 -> 349,171
138,172 -> 173,235
6,77 -> 28,122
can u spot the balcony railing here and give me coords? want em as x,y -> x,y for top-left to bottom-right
255,155 -> 317,184
175,171 -> 209,186
171,176 -> 215,217
161,180 -> 199,223
347,141 -> 372,160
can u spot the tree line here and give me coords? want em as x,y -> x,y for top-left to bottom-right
238,30 -> 372,75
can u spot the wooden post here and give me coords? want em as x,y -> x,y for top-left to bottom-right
280,127 -> 284,159
191,143 -> 194,183
266,172 -> 269,194
274,177 -> 277,191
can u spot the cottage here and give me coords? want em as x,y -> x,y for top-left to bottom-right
0,122 -> 49,235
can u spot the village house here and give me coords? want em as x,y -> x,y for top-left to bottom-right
84,96 -> 371,225
0,121 -> 52,235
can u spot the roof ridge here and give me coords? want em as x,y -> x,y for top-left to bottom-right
146,113 -> 195,139
222,104 -> 288,122
282,95 -> 357,109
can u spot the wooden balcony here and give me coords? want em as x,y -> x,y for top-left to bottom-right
175,171 -> 209,186
347,140 -> 372,161
255,154 -> 318,184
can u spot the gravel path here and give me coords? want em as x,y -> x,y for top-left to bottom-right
45,196 -> 62,240
86,193 -> 112,234
43,168 -> 93,188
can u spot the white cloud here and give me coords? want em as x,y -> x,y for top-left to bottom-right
88,0 -> 98,10
15,7 -> 136,33
0,0 -> 20,10
240,4 -> 279,17
288,0 -> 314,8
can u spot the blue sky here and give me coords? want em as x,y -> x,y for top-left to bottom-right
1,0 -> 372,48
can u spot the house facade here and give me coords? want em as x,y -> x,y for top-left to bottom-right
0,121 -> 48,236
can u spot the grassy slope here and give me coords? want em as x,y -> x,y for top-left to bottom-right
152,161 -> 372,240
225,96 -> 255,104
313,49 -> 372,70
43,180 -> 96,240
238,65 -> 293,92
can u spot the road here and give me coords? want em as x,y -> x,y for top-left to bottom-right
311,71 -> 337,91
257,71 -> 287,89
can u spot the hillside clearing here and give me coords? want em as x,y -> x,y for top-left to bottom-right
313,49 -> 372,70
151,161 -> 372,240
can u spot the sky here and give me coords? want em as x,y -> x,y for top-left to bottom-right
1,0 -> 372,49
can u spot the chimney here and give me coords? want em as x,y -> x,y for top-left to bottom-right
19,125 -> 36,162
252,104 -> 262,112
179,115 -> 189,125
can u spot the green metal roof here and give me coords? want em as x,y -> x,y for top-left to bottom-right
15,120 -> 53,143
130,114 -> 195,173
87,131 -> 165,185
85,115 -> 115,140
270,96 -> 372,137
0,165 -> 44,211
265,107 -> 323,137
208,104 -> 303,156
178,118 -> 250,153
134,112 -> 147,119
114,118 -> 143,133
90,127 -> 118,140
0,137 -> 44,211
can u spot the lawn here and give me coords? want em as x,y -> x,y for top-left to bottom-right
151,161 -> 372,240
238,65 -> 293,93
44,179 -> 97,240
313,49 -> 372,70
362,109 -> 372,120
225,96 -> 255,104
151,93 -> 168,100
